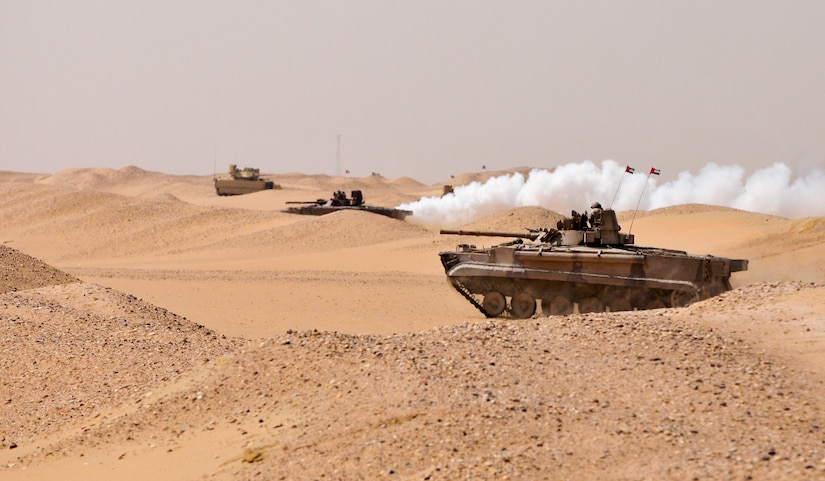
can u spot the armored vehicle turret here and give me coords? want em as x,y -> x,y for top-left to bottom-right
214,164 -> 277,196
439,206 -> 748,318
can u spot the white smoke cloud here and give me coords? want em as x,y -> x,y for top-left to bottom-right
399,160 -> 825,229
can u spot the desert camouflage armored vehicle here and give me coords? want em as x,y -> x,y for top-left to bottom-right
284,190 -> 412,220
214,164 -> 277,196
440,205 -> 748,318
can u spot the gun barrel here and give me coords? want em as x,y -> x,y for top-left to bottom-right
440,229 -> 536,239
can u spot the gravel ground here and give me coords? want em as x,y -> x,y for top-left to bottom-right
2,247 -> 822,480
0,246 -> 243,454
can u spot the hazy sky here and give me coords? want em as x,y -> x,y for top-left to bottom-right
2,1 -> 824,184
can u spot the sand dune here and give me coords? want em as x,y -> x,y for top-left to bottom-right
619,208 -> 825,285
457,205 -> 566,232
1,167 -> 824,480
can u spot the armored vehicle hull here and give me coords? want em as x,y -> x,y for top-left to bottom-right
439,208 -> 747,318
285,204 -> 412,220
284,190 -> 412,220
214,178 -> 275,196
214,164 -> 277,196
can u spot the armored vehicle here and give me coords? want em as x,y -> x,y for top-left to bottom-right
284,190 -> 412,220
439,205 -> 748,318
214,164 -> 277,196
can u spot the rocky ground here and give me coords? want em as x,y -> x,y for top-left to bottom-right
1,245 -> 823,480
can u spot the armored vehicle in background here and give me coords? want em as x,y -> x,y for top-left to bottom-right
214,164 -> 277,196
439,206 -> 748,318
284,190 -> 412,220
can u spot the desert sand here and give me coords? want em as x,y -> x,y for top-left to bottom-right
1,166 -> 824,480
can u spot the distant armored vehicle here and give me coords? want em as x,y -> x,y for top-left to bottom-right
284,190 -> 412,220
439,205 -> 748,318
214,164 -> 277,196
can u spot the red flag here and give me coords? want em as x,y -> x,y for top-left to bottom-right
345,169 -> 350,174
649,167 -> 661,175
625,166 -> 635,174
482,165 -> 486,170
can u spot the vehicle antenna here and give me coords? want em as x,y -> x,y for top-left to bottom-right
610,165 -> 635,208
628,167 -> 661,235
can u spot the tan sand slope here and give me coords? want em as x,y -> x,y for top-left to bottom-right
456,205 -> 566,232
618,206 -> 825,285
1,167 -> 824,480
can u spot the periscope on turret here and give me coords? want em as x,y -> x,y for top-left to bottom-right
439,205 -> 747,318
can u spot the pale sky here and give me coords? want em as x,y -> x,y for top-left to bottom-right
2,0 -> 824,184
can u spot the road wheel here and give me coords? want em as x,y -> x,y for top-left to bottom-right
579,297 -> 605,313
542,295 -> 573,316
670,290 -> 699,308
646,299 -> 667,310
482,291 -> 506,317
609,297 -> 633,312
510,293 -> 536,319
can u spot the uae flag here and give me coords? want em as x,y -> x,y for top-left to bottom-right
649,167 -> 661,175
625,166 -> 635,174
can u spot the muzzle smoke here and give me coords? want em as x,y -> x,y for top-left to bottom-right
399,160 -> 825,229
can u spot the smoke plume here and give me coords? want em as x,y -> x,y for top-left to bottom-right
400,160 -> 825,229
